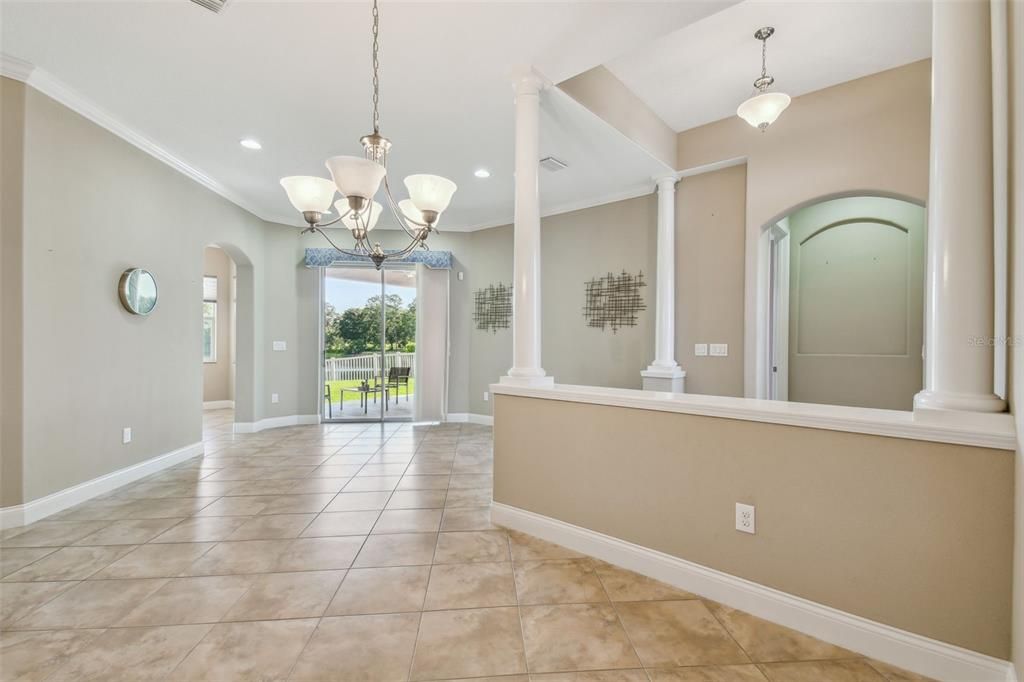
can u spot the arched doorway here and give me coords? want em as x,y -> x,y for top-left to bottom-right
757,194 -> 926,411
202,242 -> 255,431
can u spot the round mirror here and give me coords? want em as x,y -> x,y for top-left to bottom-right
118,268 -> 158,316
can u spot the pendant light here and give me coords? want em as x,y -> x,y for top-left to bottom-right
736,27 -> 791,132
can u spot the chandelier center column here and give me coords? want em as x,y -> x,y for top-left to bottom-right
913,0 -> 1005,413
502,68 -> 553,388
642,176 -> 685,393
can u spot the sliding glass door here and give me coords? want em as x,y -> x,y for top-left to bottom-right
322,265 -> 416,422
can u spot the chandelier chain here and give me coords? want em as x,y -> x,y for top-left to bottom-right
371,0 -> 381,134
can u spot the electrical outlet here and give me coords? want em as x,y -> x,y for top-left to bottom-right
735,503 -> 755,534
122,427 -> 132,444
694,343 -> 708,356
272,341 -> 287,351
710,343 -> 729,357
458,271 -> 465,281
271,393 -> 280,404
483,391 -> 489,402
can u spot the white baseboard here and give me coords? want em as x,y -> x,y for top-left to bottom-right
203,400 -> 234,410
233,414 -> 320,434
491,502 -> 1015,682
446,412 -> 493,426
0,442 -> 204,530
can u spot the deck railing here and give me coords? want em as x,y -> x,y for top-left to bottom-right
324,352 -> 415,381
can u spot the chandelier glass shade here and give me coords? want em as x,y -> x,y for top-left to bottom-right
736,27 -> 790,132
278,0 -> 457,269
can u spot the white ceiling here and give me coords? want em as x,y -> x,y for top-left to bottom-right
0,0 -> 735,230
606,0 -> 932,134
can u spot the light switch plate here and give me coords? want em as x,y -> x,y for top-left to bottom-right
122,427 -> 132,444
272,341 -> 287,351
694,344 -> 708,356
271,393 -> 279,404
483,392 -> 489,402
710,343 -> 728,357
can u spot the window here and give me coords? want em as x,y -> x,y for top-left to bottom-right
203,276 -> 217,363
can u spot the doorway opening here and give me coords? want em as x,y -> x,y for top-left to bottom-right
760,195 -> 926,411
202,246 -> 237,432
322,266 -> 417,422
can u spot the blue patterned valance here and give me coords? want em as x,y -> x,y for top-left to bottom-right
304,248 -> 452,270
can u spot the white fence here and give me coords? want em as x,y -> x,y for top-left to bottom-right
324,352 -> 415,382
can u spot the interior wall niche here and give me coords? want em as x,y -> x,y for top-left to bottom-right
473,282 -> 512,333
582,270 -> 647,333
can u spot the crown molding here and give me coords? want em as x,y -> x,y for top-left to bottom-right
1,52 -> 271,223
1,54 -> 35,82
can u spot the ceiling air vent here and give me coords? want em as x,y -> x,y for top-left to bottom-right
539,156 -> 568,172
189,0 -> 229,13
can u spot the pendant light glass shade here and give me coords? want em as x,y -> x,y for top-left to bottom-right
336,199 -> 382,231
737,91 -> 791,130
404,174 -> 457,214
398,198 -> 437,227
325,156 -> 386,199
280,176 -> 337,213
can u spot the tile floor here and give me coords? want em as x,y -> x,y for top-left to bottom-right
0,409 -> 934,681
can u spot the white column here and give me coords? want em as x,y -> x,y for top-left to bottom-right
914,0 -> 1005,413
642,176 -> 685,393
501,68 -> 553,388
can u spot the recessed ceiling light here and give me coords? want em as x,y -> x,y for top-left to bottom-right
474,168 -> 491,178
240,138 -> 262,150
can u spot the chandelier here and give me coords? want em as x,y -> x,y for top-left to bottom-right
279,0 -> 457,269
736,27 -> 791,132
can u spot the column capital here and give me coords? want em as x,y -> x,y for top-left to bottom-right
654,175 -> 679,192
509,65 -> 548,95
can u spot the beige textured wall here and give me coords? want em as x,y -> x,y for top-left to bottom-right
467,195 -> 657,415
559,66 -> 678,169
677,60 -> 931,397
494,394 -> 1015,659
675,164 -> 746,396
1,77 -> 26,507
202,246 -> 233,403
786,197 -> 925,410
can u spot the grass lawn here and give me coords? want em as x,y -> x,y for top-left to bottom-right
326,378 -> 415,403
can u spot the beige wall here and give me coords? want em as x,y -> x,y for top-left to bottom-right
494,394 -> 1015,659
676,164 -> 746,396
559,66 -> 678,169
467,194 -> 657,415
786,197 -> 925,410
6,79 -> 290,502
202,246 -> 233,403
677,60 -> 931,397
1008,0 -> 1023,677
1,77 -> 26,507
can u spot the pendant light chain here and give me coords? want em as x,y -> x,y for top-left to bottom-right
760,35 -> 768,81
371,0 -> 381,134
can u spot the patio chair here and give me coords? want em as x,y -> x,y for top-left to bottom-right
324,383 -> 332,418
379,366 -> 412,402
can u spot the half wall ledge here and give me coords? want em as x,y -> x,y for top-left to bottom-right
488,383 -> 1016,450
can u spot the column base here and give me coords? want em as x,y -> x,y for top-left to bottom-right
641,366 -> 686,393
500,373 -> 555,388
913,389 -> 1007,414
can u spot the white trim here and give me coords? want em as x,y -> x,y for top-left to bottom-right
1,53 -> 35,82
0,53 -> 268,222
676,155 -> 747,179
203,400 -> 235,410
446,412 -> 494,426
232,414 -> 320,434
0,442 -> 203,530
491,502 -> 1015,682
488,383 -> 1016,450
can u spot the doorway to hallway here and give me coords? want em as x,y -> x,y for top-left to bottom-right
322,266 -> 417,422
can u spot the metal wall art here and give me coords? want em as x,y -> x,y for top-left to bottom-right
473,282 -> 512,333
583,270 -> 647,333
